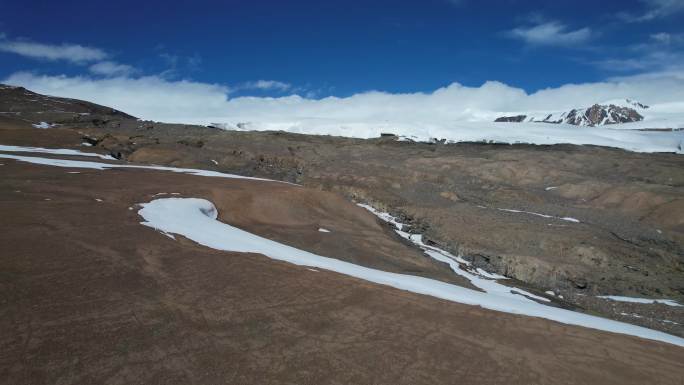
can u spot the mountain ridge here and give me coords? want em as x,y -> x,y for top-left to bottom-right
0,83 -> 135,125
495,99 -> 648,126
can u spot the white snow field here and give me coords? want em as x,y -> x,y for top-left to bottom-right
210,119 -> 684,154
598,296 -> 682,307
202,98 -> 684,154
137,197 -> 684,348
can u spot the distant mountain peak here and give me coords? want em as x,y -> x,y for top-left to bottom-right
495,99 -> 647,127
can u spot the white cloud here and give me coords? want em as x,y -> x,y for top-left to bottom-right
0,38 -> 107,63
649,32 -> 684,45
620,0 -> 684,22
89,61 -> 137,77
238,80 -> 292,92
508,21 -> 591,46
596,33 -> 684,74
5,70 -> 684,126
596,50 -> 684,72
651,32 -> 672,44
0,35 -> 142,78
607,68 -> 684,82
156,52 -> 203,79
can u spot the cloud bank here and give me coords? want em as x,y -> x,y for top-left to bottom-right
5,70 -> 684,126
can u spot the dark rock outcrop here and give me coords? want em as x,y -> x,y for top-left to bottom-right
495,115 -> 527,122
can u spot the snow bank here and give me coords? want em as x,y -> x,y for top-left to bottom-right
0,144 -> 116,160
137,197 -> 684,348
210,119 -> 684,154
0,151 -> 293,184
496,208 -> 580,223
598,296 -> 682,307
357,203 -> 549,303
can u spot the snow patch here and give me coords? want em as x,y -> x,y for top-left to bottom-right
0,151 -> 295,185
32,122 -> 55,129
0,144 -> 116,160
477,204 -> 580,223
358,203 -> 551,303
620,312 -> 644,319
318,228 -> 331,233
136,197 -> 684,347
599,296 -> 682,307
477,268 -> 506,280
497,208 -> 580,223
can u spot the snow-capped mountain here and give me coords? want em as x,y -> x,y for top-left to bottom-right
495,99 -> 648,126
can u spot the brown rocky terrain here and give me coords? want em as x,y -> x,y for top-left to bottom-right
2,145 -> 684,384
1,86 -> 683,383
44,120 -> 684,334
2,85 -> 683,333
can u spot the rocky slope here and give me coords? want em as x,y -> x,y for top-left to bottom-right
0,84 -> 134,128
2,152 -> 683,384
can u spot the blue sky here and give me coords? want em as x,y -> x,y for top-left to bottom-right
1,0 -> 683,98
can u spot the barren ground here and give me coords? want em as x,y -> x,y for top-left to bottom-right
39,116 -> 684,336
1,153 -> 683,384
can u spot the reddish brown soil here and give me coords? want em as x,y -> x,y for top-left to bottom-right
1,154 -> 683,384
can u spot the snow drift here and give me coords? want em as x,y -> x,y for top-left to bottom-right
137,197 -> 684,347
